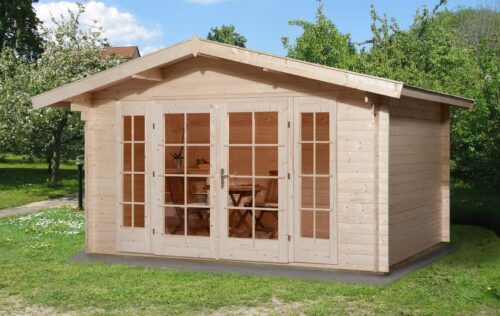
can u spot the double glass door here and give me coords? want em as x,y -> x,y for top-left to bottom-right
120,97 -> 335,265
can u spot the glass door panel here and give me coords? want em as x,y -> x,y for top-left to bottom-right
117,102 -> 150,254
221,100 -> 288,263
294,98 -> 336,264
151,101 -> 216,259
163,113 -> 211,237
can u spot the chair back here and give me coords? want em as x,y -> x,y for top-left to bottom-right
166,177 -> 197,205
265,170 -> 278,205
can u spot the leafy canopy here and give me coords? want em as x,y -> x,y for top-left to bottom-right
207,25 -> 247,47
0,0 -> 43,60
282,0 -> 356,69
0,4 -> 123,181
283,0 -> 499,187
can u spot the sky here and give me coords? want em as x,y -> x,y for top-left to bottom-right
35,0 -> 487,56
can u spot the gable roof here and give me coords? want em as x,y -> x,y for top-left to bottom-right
31,36 -> 475,109
101,46 -> 140,59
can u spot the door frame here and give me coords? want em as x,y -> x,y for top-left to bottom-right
150,99 -> 219,259
219,98 -> 290,263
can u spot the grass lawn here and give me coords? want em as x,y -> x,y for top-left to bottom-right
0,155 -> 78,209
0,207 -> 498,315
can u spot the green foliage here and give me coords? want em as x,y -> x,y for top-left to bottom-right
207,24 -> 247,47
0,208 -> 498,314
282,0 -> 356,69
284,1 -> 499,188
0,0 -> 43,60
0,4 -> 123,182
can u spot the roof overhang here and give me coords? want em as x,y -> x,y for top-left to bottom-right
401,85 -> 475,108
31,36 -> 474,109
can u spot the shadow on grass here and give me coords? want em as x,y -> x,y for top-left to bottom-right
0,168 -> 76,187
451,183 -> 500,236
0,164 -> 78,209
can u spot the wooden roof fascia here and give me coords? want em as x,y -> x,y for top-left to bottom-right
31,38 -> 196,109
197,40 -> 404,99
31,36 -> 475,109
401,85 -> 475,109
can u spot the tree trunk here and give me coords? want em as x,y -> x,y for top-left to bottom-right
47,156 -> 52,175
50,117 -> 67,183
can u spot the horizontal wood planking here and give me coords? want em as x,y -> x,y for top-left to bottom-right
336,91 -> 380,271
86,100 -> 118,254
388,97 -> 446,266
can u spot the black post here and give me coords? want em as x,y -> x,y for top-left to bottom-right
76,155 -> 84,210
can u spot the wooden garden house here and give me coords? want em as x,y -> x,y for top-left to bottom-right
32,37 -> 474,273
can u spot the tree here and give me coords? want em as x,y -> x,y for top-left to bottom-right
0,0 -> 43,60
282,0 -> 356,69
283,1 -> 498,187
0,4 -> 123,182
354,3 -> 499,187
207,25 -> 247,47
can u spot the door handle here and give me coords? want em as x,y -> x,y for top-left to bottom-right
221,168 -> 229,189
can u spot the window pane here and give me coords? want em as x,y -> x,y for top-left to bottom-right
187,113 -> 210,144
123,174 -> 132,202
301,113 -> 313,141
134,116 -> 145,141
187,146 -> 210,175
300,211 -> 313,238
123,116 -> 132,141
123,143 -> 132,172
165,176 -> 185,205
316,144 -> 329,175
316,211 -> 330,239
228,178 -> 253,207
316,177 -> 330,209
255,210 -> 278,240
187,208 -> 210,236
188,177 -> 209,205
255,147 -> 277,176
229,147 -> 252,176
134,204 -> 145,228
165,114 -> 184,144
301,177 -> 313,208
315,178 -> 330,208
301,143 -> 313,174
316,112 -> 329,141
165,146 -> 185,172
228,209 -> 252,238
257,177 -> 278,206
133,174 -> 145,203
123,204 -> 132,227
255,112 -> 278,144
165,206 -> 184,235
134,143 -> 145,172
229,113 -> 252,144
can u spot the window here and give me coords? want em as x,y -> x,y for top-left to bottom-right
122,115 -> 145,228
300,112 -> 330,239
163,113 -> 211,237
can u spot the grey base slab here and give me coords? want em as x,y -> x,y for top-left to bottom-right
72,243 -> 457,286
